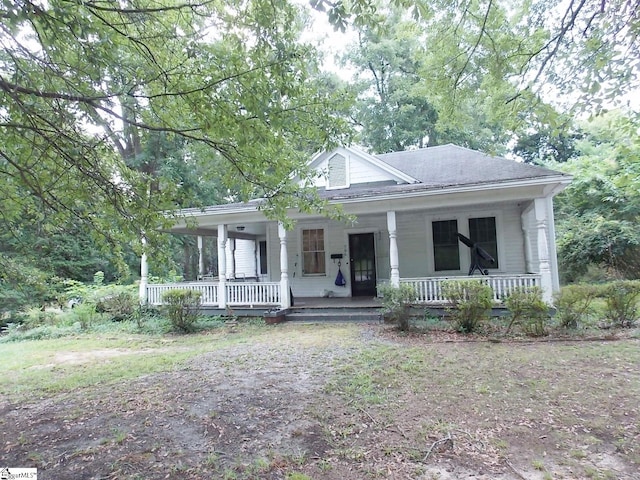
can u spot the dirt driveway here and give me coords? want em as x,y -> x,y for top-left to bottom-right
1,323 -> 638,479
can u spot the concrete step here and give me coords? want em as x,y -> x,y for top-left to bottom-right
285,309 -> 382,323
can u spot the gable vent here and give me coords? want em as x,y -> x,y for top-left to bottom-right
328,153 -> 347,188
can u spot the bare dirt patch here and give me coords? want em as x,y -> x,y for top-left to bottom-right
1,324 -> 639,480
26,349 -> 144,370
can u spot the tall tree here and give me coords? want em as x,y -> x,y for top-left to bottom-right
551,110 -> 640,281
513,122 -> 582,164
0,0 -> 350,267
343,12 -> 439,152
316,0 -> 639,114
341,2 -> 564,154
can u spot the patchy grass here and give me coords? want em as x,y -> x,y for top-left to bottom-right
1,323 -> 638,480
0,320 -> 274,400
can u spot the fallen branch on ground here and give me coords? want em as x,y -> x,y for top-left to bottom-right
423,431 -> 453,462
505,459 -> 527,480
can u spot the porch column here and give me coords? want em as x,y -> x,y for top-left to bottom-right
139,236 -> 148,304
534,198 -> 553,304
546,195 -> 561,292
521,215 -> 534,274
217,224 -> 228,308
278,222 -> 291,309
197,235 -> 204,278
387,211 -> 400,287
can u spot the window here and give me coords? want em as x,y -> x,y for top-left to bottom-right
469,217 -> 498,268
302,228 -> 326,275
432,220 -> 460,271
327,153 -> 347,188
259,240 -> 268,275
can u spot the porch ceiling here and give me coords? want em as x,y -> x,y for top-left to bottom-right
166,222 -> 267,239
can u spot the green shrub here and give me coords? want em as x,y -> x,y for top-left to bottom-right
93,271 -> 105,286
131,305 -> 162,330
504,286 -> 549,336
0,323 -> 82,343
70,302 -> 99,330
95,291 -> 138,321
598,280 -> 640,328
378,283 -> 417,331
162,289 -> 202,333
21,307 -> 60,329
441,280 -> 493,333
554,284 -> 598,329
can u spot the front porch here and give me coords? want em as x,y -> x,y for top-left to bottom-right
145,273 -> 541,313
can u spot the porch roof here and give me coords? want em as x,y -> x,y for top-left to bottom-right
167,144 -> 571,231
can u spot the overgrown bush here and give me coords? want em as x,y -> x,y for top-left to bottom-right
554,284 -> 598,329
0,256 -> 65,318
69,302 -> 99,330
378,283 -> 416,331
598,280 -> 640,328
0,323 -> 82,343
504,287 -> 549,336
162,289 -> 202,333
441,280 -> 493,333
21,307 -> 59,329
95,291 -> 138,321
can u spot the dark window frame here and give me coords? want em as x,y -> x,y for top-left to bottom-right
432,219 -> 460,271
468,217 -> 499,269
259,240 -> 268,275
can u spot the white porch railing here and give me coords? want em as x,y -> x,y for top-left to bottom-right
146,282 -> 281,307
147,275 -> 539,308
399,274 -> 541,304
226,282 -> 281,307
146,282 -> 220,306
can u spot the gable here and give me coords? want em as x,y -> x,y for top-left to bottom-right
308,147 -> 418,190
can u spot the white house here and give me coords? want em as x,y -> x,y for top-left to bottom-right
142,144 -> 571,310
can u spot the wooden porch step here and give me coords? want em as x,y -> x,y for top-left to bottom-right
285,307 -> 383,323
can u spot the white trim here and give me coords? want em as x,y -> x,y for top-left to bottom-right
331,176 -> 571,205
325,152 -> 350,190
546,195 -> 560,292
278,222 -> 291,309
298,223 -> 329,277
170,175 -> 570,226
307,146 -> 419,186
346,146 -> 419,184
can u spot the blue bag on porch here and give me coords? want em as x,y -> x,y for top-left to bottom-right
335,268 -> 346,287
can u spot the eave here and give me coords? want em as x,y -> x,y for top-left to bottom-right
167,174 -> 571,231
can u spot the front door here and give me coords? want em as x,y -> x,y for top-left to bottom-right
349,233 -> 377,297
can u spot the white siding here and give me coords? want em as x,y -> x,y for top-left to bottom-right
312,148 -> 401,189
501,206 -> 527,273
263,203 -> 529,298
397,212 -> 430,277
397,204 -> 526,278
226,238 -> 257,280
289,220 -> 346,298
349,155 -> 395,185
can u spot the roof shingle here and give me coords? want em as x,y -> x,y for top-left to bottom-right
376,144 -> 564,186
